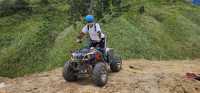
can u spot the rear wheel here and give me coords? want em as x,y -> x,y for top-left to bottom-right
108,51 -> 122,72
110,56 -> 122,72
63,61 -> 77,81
92,62 -> 108,86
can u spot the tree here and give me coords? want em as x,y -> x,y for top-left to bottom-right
14,0 -> 29,11
40,0 -> 49,6
66,0 -> 123,23
0,0 -> 30,17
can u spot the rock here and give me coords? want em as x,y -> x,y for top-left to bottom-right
0,83 -> 6,89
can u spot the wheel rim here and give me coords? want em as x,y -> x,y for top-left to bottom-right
117,62 -> 121,69
67,64 -> 74,75
101,70 -> 107,82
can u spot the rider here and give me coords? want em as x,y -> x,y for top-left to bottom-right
76,15 -> 105,52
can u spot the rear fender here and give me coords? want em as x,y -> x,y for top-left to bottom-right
106,48 -> 114,63
106,48 -> 113,54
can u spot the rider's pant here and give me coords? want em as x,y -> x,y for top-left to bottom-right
89,38 -> 105,53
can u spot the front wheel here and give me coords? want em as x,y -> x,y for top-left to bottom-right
63,61 -> 77,81
92,62 -> 108,87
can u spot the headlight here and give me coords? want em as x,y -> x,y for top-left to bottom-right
83,54 -> 92,60
71,53 -> 84,60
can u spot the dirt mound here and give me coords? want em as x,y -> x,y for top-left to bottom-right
1,60 -> 200,93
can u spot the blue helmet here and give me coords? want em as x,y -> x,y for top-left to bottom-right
85,15 -> 94,23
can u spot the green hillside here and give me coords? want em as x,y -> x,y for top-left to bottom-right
0,0 -> 200,77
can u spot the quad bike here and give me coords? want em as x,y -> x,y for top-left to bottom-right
63,38 -> 122,86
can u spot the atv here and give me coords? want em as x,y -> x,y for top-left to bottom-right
63,38 -> 122,86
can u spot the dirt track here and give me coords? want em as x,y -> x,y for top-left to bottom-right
1,59 -> 200,93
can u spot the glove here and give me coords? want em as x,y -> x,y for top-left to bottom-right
76,39 -> 82,43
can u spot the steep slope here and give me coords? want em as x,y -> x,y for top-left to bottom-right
104,2 -> 200,59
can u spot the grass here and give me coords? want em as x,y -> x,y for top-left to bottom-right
0,0 -> 200,77
103,2 -> 200,60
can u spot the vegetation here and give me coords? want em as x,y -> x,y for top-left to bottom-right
0,0 -> 200,77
